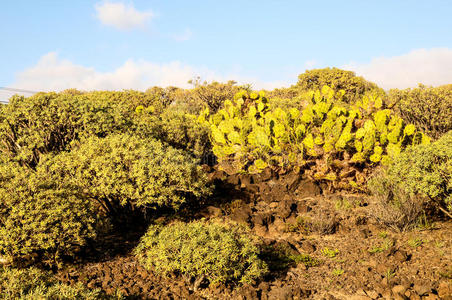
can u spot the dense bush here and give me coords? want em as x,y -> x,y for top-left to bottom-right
168,80 -> 247,114
0,90 -> 213,265
0,89 -> 176,169
265,86 -> 300,100
134,220 -> 268,287
389,84 -> 452,140
189,80 -> 244,113
135,108 -> 211,158
0,267 -> 106,299
41,134 -> 212,216
145,86 -> 179,108
82,89 -> 171,116
0,92 -> 129,168
296,68 -> 385,104
369,131 -> 452,215
267,95 -> 308,112
0,161 -> 98,267
202,86 -> 429,190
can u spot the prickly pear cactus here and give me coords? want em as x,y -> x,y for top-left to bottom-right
201,86 -> 430,190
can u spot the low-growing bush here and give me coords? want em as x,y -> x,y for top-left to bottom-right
389,84 -> 452,140
296,68 -> 385,104
0,161 -> 98,267
41,134 -> 212,217
0,267 -> 106,299
368,131 -> 452,222
134,220 -> 268,288
367,170 -> 423,231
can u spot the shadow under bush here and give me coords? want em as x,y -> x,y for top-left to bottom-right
259,241 -> 318,276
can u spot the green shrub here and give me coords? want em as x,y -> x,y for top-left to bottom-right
0,89 -> 213,168
389,84 -> 452,140
145,86 -> 178,108
81,89 -> 171,118
135,108 -> 211,158
134,220 -> 268,287
201,86 -> 429,190
367,169 -> 423,231
189,80 -> 244,113
0,161 -> 98,267
296,68 -> 385,104
267,96 -> 308,112
369,131 -> 452,218
41,134 -> 212,216
166,80 -> 248,114
265,86 -> 300,100
0,92 -> 132,168
0,267 -> 106,299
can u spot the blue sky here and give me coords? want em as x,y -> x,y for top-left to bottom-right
1,0 -> 452,98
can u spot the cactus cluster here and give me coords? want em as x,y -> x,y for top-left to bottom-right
201,86 -> 430,189
199,90 -> 306,174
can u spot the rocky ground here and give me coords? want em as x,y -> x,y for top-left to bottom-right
56,169 -> 452,299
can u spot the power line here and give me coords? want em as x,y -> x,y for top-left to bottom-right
0,87 -> 39,103
0,87 -> 38,94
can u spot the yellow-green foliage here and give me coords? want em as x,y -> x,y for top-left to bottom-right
0,92 -> 128,168
134,220 -> 268,286
389,84 -> 452,140
203,86 -> 428,189
265,86 -> 300,100
0,267 -> 106,299
135,107 -> 211,158
200,90 -> 309,174
0,161 -> 98,267
189,80 -> 244,113
0,89 -> 173,168
144,86 -> 178,108
367,169 -> 423,232
168,80 -> 245,114
81,89 -> 170,114
0,91 -> 212,267
296,68 -> 385,104
42,134 -> 212,215
0,88 -> 213,166
369,131 -> 452,213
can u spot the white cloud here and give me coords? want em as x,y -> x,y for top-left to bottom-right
95,1 -> 153,30
172,28 -> 193,42
344,48 -> 452,90
13,52 -> 287,92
